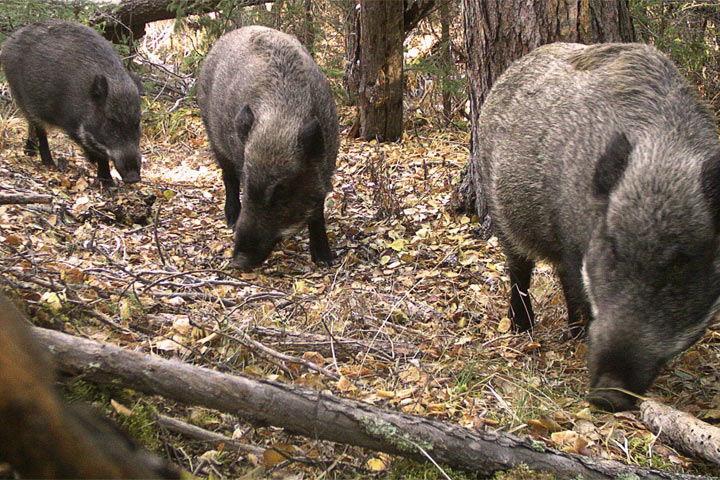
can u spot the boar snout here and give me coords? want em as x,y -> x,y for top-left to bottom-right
114,152 -> 142,184
587,374 -> 639,412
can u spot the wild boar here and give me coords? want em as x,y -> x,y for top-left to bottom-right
477,42 -> 720,411
197,25 -> 338,270
1,19 -> 143,186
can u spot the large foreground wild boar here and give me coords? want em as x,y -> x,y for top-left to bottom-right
1,19 -> 142,186
0,294 -> 178,478
198,25 -> 339,270
477,43 -> 720,411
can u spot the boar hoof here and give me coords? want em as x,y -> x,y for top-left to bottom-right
93,177 -> 116,190
310,247 -> 334,268
23,140 -> 38,158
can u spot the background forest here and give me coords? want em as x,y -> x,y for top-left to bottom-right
0,0 -> 719,478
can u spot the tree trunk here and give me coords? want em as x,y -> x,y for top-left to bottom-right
343,0 -> 361,108
439,0 -> 452,125
358,0 -> 404,142
34,326 -> 701,480
454,0 -> 635,233
299,0 -> 315,55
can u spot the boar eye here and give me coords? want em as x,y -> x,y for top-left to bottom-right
267,182 -> 289,206
669,252 -> 693,274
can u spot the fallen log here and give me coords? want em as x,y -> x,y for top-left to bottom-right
640,399 -> 720,466
34,327 -> 701,479
0,193 -> 52,205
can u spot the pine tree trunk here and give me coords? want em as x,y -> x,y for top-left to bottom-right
454,0 -> 635,234
439,0 -> 452,125
358,0 -> 404,142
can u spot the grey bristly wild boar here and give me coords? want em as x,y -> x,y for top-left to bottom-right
0,19 -> 142,186
197,25 -> 339,270
477,42 -> 720,412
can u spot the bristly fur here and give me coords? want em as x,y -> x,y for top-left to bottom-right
476,42 -> 720,411
197,26 -> 339,270
0,19 -> 142,184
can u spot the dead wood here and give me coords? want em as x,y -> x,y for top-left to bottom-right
34,326 -> 701,479
247,325 -> 421,361
157,414 -> 265,456
0,193 -> 52,205
640,399 -> 720,466
86,0 -> 272,42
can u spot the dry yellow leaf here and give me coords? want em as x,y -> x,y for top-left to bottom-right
366,457 -> 388,471
497,317 -> 512,333
336,375 -> 357,393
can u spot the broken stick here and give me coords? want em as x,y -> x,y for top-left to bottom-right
0,193 -> 52,205
640,399 -> 720,466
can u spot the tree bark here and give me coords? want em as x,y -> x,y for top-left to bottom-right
439,0 -> 452,125
358,0 -> 404,142
640,399 -> 720,466
34,326 -> 702,479
455,0 -> 635,234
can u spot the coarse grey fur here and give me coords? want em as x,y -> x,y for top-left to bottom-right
198,25 -> 339,270
477,42 -> 720,411
0,19 -> 142,185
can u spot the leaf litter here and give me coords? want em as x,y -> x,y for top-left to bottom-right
1,40 -> 719,480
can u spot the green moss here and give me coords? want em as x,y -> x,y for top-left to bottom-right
492,464 -> 557,480
361,417 -> 433,453
387,458 -> 474,480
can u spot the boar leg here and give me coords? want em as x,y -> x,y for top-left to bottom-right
25,123 -> 55,167
23,124 -> 38,157
83,148 -> 115,187
211,147 -> 241,228
507,254 -> 535,331
557,262 -> 592,338
308,204 -> 333,267
221,167 -> 241,229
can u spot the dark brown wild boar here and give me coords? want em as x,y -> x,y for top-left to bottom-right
1,19 -> 143,186
198,25 -> 339,270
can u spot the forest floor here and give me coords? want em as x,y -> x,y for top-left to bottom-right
1,23 -> 720,480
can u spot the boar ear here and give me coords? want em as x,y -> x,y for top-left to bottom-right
129,72 -> 143,95
299,118 -> 324,161
701,152 -> 720,230
235,105 -> 254,142
593,132 -> 632,200
90,74 -> 109,105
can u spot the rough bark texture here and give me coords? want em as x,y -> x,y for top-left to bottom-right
34,326 -> 703,479
439,0 -> 452,125
455,0 -> 635,234
0,193 -> 52,204
640,399 -> 720,466
358,0 -> 404,142
0,294 -> 177,479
